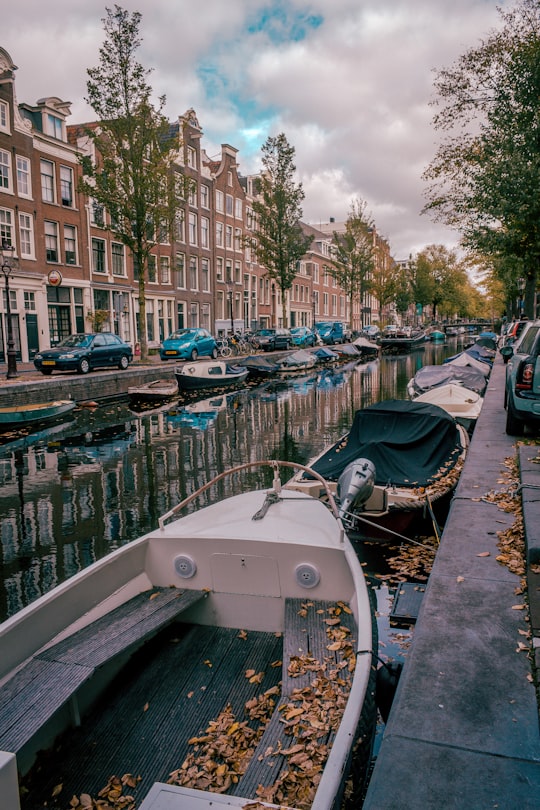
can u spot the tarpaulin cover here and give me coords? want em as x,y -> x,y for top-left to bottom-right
311,399 -> 463,486
410,364 -> 488,396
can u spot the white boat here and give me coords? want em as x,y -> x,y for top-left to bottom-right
175,360 -> 249,391
0,461 -> 376,810
414,383 -> 483,431
276,348 -> 317,374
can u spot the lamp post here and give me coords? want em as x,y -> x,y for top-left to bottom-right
227,283 -> 234,334
1,242 -> 19,379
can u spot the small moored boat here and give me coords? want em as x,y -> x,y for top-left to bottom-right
0,399 -> 76,430
413,383 -> 483,432
380,328 -> 426,353
0,461 -> 376,809
175,359 -> 249,391
287,400 -> 468,543
127,377 -> 179,404
276,348 -> 317,374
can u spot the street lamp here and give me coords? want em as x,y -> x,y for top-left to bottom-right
1,242 -> 19,379
227,283 -> 234,334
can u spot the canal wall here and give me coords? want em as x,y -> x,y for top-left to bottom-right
363,355 -> 540,809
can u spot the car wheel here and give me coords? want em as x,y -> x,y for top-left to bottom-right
211,347 -> 218,359
118,354 -> 129,370
41,369 -> 53,376
505,399 -> 525,436
78,358 -> 90,374
190,348 -> 198,361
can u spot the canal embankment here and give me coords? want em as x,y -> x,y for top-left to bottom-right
363,354 -> 540,810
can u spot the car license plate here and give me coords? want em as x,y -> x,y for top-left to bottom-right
164,350 -> 176,355
42,360 -> 56,366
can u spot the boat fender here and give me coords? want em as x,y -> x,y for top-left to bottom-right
376,660 -> 403,723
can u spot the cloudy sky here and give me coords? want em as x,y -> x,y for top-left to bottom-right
4,0 -> 511,258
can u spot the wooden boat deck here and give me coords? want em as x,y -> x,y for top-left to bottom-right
20,598 -> 361,809
20,622 -> 284,807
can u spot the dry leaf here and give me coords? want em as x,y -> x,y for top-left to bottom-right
476,552 -> 490,557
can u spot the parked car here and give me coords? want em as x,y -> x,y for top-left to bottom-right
314,321 -> 344,345
362,324 -> 381,340
342,323 -> 353,342
160,328 -> 217,361
499,319 -> 529,357
501,319 -> 540,435
251,328 -> 292,351
34,333 -> 133,376
290,326 -> 316,347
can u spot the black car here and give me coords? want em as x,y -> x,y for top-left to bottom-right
251,328 -> 292,351
34,332 -> 133,375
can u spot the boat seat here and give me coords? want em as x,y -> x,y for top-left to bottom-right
232,597 -> 357,798
0,586 -> 205,759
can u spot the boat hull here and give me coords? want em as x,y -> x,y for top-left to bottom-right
0,461 -> 376,810
175,361 -> 249,391
0,399 -> 76,429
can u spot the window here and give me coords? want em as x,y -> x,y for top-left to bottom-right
188,212 -> 197,245
216,257 -> 223,282
46,114 -> 63,139
24,291 -> 36,311
187,146 -> 196,168
111,242 -> 125,276
0,208 -> 14,247
227,171 -> 233,186
91,200 -> 104,226
40,159 -> 55,202
45,221 -> 59,262
0,150 -> 11,191
234,228 -> 242,251
189,302 -> 199,328
235,198 -> 242,219
188,186 -> 197,206
201,216 -> 209,248
60,166 -> 73,207
19,212 -> 34,258
201,258 -> 210,292
201,302 -> 211,331
148,254 -> 157,283
215,190 -> 224,212
200,184 -> 209,208
64,224 -> 77,264
160,256 -> 170,284
175,212 -> 185,242
91,237 -> 106,273
226,225 -> 232,248
215,221 -> 223,247
176,253 -> 185,288
0,101 -> 8,133
16,156 -> 31,197
189,257 -> 198,290
226,194 -> 233,215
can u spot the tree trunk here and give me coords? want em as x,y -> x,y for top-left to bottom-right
524,269 -> 537,320
138,273 -> 148,361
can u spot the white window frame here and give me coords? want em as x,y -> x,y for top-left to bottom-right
111,242 -> 125,276
0,149 -> 12,192
16,156 -> 31,198
40,159 -> 55,203
200,184 -> 209,209
19,211 -> 35,259
215,190 -> 224,213
0,101 -> 9,133
45,220 -> 59,263
201,216 -> 209,249
60,165 -> 74,207
64,224 -> 77,265
188,212 -> 197,246
91,237 -> 107,273
0,208 -> 14,247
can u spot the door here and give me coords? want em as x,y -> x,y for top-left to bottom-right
26,313 -> 39,359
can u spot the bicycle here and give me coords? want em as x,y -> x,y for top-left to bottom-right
216,338 -> 232,358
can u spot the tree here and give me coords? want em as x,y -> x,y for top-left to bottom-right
423,0 -> 540,319
415,245 -> 465,321
330,199 -> 375,331
250,134 -> 311,327
79,5 -> 185,360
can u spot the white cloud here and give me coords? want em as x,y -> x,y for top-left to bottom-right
3,0 -> 509,256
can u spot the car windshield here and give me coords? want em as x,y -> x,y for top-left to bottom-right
291,328 -> 304,334
257,330 -> 274,336
170,330 -> 197,340
58,334 -> 93,348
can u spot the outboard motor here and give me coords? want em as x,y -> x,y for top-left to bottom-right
337,459 -> 376,522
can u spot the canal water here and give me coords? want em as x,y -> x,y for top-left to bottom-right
0,339 -> 465,625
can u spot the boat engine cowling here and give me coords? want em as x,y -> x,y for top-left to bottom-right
337,459 -> 376,521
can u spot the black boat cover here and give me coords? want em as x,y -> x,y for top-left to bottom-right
410,364 -> 488,396
243,355 -> 280,375
311,400 -> 463,487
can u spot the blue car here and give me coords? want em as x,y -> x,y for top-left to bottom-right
160,328 -> 218,361
290,326 -> 316,347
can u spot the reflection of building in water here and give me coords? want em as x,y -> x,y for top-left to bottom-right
0,360 -> 387,621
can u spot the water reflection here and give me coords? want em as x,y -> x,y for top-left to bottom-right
0,341 -> 466,620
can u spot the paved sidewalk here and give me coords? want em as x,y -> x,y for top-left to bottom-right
363,356 -> 540,809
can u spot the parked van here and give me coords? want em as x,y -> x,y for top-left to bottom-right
315,321 -> 344,345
